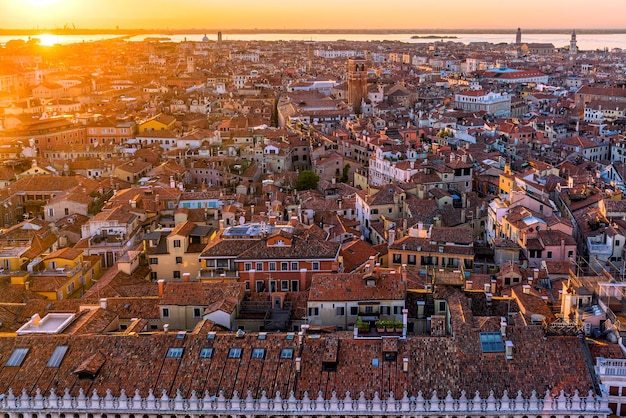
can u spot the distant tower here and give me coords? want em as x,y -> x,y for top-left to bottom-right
186,55 -> 195,73
570,29 -> 578,55
217,31 -> 222,48
515,27 -> 522,45
347,58 -> 368,115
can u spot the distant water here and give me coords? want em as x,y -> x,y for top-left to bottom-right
1,32 -> 625,51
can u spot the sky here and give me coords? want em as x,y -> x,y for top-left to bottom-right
3,0 -> 625,30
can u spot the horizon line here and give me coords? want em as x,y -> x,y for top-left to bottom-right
2,27 -> 626,33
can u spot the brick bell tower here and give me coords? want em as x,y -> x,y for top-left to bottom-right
347,58 -> 368,115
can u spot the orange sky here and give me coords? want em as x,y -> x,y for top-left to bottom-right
4,0 -> 625,30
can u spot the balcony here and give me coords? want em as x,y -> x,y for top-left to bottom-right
198,269 -> 239,280
596,358 -> 626,377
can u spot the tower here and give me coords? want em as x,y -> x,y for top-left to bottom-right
186,55 -> 195,73
515,27 -> 522,45
347,58 -> 368,115
217,31 -> 222,48
570,29 -> 577,55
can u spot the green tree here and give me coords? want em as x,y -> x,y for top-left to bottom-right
340,163 -> 351,183
296,170 -> 319,191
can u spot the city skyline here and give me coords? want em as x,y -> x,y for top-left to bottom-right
5,0 -> 626,31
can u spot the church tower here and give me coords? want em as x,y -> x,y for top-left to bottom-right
570,29 -> 577,55
515,27 -> 522,45
347,58 -> 368,115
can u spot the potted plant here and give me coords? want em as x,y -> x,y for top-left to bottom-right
375,320 -> 387,333
393,320 -> 404,332
356,317 -> 370,332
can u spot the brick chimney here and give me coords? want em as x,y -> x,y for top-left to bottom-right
158,279 -> 165,297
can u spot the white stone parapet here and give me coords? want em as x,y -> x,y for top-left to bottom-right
0,388 -> 611,417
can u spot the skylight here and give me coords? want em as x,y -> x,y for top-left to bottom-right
228,348 -> 242,358
47,345 -> 69,367
6,348 -> 29,366
199,348 -> 214,358
258,332 -> 267,340
166,347 -> 184,358
207,332 -> 216,339
251,348 -> 265,359
479,332 -> 505,353
280,348 -> 294,359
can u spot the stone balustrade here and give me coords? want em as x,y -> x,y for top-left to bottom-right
0,387 -> 611,417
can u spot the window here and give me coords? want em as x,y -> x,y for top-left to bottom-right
173,240 -> 181,248
280,348 -> 294,359
350,306 -> 358,316
308,307 -> 319,316
162,308 -> 170,318
166,348 -> 184,358
336,307 -> 345,316
617,240 -> 621,246
228,348 -> 242,358
193,308 -> 202,318
393,306 -> 402,315
269,262 -> 276,271
6,348 -> 29,366
380,306 -> 390,315
312,261 -> 320,270
438,301 -> 446,312
281,280 -> 289,291
408,254 -> 416,265
176,257 -> 182,264
365,306 -> 373,314
547,251 -> 552,259
256,262 -> 263,271
47,346 -> 69,368
393,254 -> 402,264
290,262 -> 298,271
244,263 -> 252,271
149,258 -> 158,265
251,348 -> 265,359
173,271 -> 181,279
48,208 -> 54,217
479,332 -> 505,353
568,251 -> 574,259
64,208 -> 69,216
281,262 -> 289,271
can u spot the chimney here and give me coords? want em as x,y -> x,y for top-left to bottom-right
269,216 -> 276,225
461,209 -> 466,224
251,204 -> 255,215
163,324 -> 169,333
31,313 -> 41,326
158,279 -> 165,297
402,358 -> 409,372
523,284 -> 531,294
290,214 -> 298,226
500,317 -> 507,337
295,357 -> 302,373
465,280 -> 473,290
388,229 -> 396,246
491,279 -> 497,294
100,298 -> 107,310
183,272 -> 191,282
170,176 -> 176,188
219,219 -> 225,231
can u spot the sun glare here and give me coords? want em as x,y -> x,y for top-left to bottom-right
35,34 -> 61,46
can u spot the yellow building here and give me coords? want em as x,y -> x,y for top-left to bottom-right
498,163 -> 516,195
25,248 -> 102,300
138,113 -> 177,133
